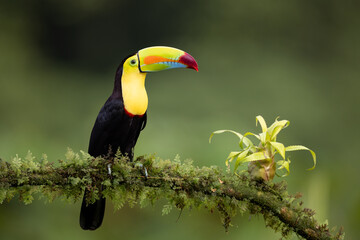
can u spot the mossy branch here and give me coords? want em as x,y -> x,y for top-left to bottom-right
0,150 -> 344,240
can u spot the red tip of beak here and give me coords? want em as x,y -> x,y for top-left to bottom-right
179,52 -> 199,71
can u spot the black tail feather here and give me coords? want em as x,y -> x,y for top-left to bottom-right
80,190 -> 106,230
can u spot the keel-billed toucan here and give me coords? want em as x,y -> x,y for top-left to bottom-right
80,46 -> 198,230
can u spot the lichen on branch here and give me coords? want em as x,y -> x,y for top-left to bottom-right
0,150 -> 344,240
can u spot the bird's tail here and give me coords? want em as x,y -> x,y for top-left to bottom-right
79,189 -> 106,230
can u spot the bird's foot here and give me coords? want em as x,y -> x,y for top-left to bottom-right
143,166 -> 148,179
135,163 -> 148,179
107,163 -> 112,176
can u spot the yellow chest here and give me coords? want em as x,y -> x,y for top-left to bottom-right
121,72 -> 148,116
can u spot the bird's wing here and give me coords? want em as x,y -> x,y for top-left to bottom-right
88,98 -> 126,157
141,112 -> 147,131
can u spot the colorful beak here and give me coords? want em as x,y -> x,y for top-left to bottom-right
137,46 -> 198,73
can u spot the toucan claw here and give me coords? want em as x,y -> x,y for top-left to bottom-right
135,162 -> 148,179
107,163 -> 112,176
144,166 -> 149,179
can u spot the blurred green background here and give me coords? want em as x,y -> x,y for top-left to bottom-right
0,1 -> 359,239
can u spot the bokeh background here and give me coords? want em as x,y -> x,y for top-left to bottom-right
0,1 -> 359,239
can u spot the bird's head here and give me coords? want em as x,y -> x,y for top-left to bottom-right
121,46 -> 198,75
117,46 -> 198,116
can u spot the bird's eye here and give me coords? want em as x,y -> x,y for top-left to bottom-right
130,59 -> 137,66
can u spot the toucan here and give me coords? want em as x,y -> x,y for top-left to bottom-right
79,46 -> 198,230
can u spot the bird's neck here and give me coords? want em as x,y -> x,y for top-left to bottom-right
114,69 -> 148,116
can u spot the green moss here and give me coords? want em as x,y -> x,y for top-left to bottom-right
0,189 -> 7,204
162,204 -> 172,215
0,151 -> 344,240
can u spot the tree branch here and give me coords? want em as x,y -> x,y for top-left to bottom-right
0,150 -> 344,240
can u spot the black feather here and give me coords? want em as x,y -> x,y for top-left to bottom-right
80,190 -> 106,230
79,59 -> 146,230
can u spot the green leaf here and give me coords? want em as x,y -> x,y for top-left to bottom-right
277,159 -> 291,177
209,130 -> 253,147
256,115 -> 268,133
209,130 -> 240,143
242,152 -> 268,163
240,132 -> 258,148
259,132 -> 267,145
243,132 -> 260,140
268,119 -> 290,141
226,151 -> 241,166
234,149 -> 250,171
285,145 -> 316,170
270,142 -> 286,159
